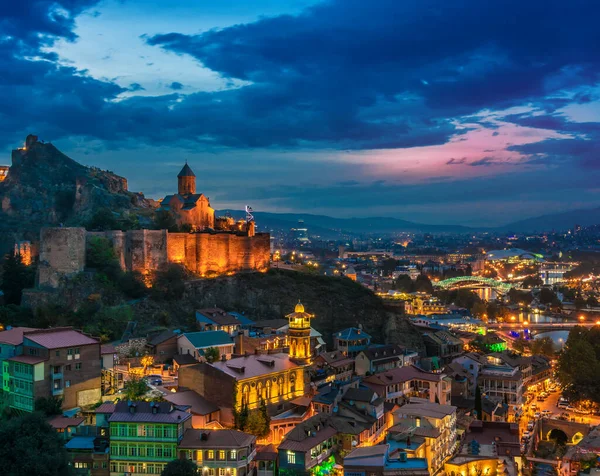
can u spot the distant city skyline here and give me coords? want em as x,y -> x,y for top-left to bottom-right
2,0 -> 600,226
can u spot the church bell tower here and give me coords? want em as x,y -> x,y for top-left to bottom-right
177,162 -> 196,196
286,300 -> 314,364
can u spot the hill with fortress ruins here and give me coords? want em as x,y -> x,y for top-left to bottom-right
0,135 -> 157,254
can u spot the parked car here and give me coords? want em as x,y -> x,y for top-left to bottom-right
565,405 -> 576,412
558,401 -> 569,409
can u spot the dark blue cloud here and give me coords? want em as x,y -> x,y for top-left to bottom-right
168,81 -> 184,90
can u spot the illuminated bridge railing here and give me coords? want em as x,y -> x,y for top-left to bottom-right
433,276 -> 514,292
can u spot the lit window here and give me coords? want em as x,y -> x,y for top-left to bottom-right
219,450 -> 226,460
287,451 -> 296,464
208,450 -> 214,459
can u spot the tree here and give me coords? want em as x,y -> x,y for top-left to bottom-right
414,274 -> 433,294
0,252 -> 35,305
586,295 -> 598,308
522,276 -> 543,289
471,301 -> 487,319
394,274 -> 414,292
0,412 -> 73,476
141,355 -> 154,374
512,337 -> 528,354
161,458 -> 199,476
530,337 -> 555,357
151,264 -> 188,301
34,396 -> 63,416
124,376 -> 150,401
85,208 -> 120,231
153,210 -> 180,233
244,403 -> 271,439
539,288 -> 557,305
474,385 -> 482,420
204,347 -> 220,363
86,237 -> 121,280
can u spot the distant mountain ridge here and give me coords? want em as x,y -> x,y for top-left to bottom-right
500,207 -> 600,233
217,209 -> 473,235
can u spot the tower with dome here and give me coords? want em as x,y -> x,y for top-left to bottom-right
286,301 -> 315,363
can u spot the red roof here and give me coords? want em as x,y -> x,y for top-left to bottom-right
95,403 -> 116,414
0,327 -> 38,345
24,328 -> 98,349
8,355 -> 47,364
48,416 -> 85,429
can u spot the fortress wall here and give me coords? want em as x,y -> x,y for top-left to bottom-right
87,230 -> 127,269
126,229 -> 168,273
166,232 -> 187,266
38,227 -> 86,288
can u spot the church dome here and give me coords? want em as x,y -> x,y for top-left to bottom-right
295,301 -> 305,313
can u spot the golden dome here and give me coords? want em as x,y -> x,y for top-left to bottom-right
294,300 -> 305,313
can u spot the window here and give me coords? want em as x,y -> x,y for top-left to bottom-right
219,469 -> 226,476
230,450 -> 237,460
65,380 -> 71,387
219,450 -> 226,460
415,417 -> 421,428
207,450 -> 215,459
75,363 -> 82,370
65,364 -> 71,371
74,348 -> 81,359
55,351 -> 60,357
208,469 -> 215,476
287,451 -> 296,464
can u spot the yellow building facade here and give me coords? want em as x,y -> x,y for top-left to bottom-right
286,301 -> 314,363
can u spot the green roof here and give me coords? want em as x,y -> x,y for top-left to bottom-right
183,330 -> 232,349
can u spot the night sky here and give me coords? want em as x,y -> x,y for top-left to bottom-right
2,0 -> 600,226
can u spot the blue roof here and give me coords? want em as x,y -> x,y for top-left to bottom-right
183,331 -> 232,349
228,312 -> 254,326
65,436 -> 95,450
334,327 -> 372,341
386,458 -> 429,470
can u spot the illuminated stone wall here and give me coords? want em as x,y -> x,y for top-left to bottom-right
38,227 -> 86,288
38,227 -> 269,288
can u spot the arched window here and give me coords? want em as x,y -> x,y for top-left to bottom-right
241,385 -> 250,406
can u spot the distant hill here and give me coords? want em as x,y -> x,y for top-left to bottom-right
500,207 -> 600,233
218,210 -> 473,236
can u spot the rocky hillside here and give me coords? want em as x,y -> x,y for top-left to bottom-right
0,135 -> 156,252
135,269 -> 426,352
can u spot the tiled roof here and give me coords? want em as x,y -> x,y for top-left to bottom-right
389,422 -> 441,439
23,327 -> 98,349
65,436 -> 96,450
394,402 -> 456,419
363,365 -> 446,386
8,355 -> 47,364
255,444 -> 277,461
181,330 -> 233,349
278,414 -> 337,452
95,403 -> 116,414
173,354 -> 198,365
0,327 -> 38,345
108,401 -> 192,424
48,415 -> 85,429
178,163 -> 196,177
178,429 -> 255,449
148,330 -> 178,346
359,344 -> 405,361
196,308 -> 241,326
100,344 -> 116,355
163,391 -> 219,416
343,387 -> 376,403
228,312 -> 254,326
211,353 -> 299,380
250,319 -> 289,330
334,327 -> 372,341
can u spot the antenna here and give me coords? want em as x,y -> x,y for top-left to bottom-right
245,205 -> 254,223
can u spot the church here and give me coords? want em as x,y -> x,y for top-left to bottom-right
160,162 -> 215,230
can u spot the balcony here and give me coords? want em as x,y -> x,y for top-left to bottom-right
53,387 -> 64,396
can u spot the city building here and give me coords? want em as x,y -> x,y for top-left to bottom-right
163,390 -> 221,429
363,365 -> 452,405
178,353 -> 305,425
6,327 -> 101,412
343,444 -> 429,476
277,414 -> 337,475
477,355 -> 524,412
391,401 -> 458,474
422,330 -> 464,365
312,350 -> 354,383
196,309 -> 242,335
355,344 -> 413,376
145,330 -> 179,363
177,429 -> 257,476
177,331 -> 234,361
332,326 -> 371,357
108,401 -> 192,475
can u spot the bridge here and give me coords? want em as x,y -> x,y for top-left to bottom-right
538,418 -> 590,445
434,276 -> 515,292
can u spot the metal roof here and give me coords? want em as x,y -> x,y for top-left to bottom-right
24,328 -> 98,349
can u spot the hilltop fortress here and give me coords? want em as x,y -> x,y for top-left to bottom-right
37,162 -> 270,288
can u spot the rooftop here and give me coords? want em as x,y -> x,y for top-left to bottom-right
196,308 -> 241,327
23,327 -> 98,349
108,401 -> 192,424
334,327 -> 372,341
179,429 -> 255,449
48,415 -> 85,429
359,344 -> 406,361
0,327 -> 38,345
148,330 -> 179,346
178,163 -> 196,177
65,436 -> 96,451
363,365 -> 446,386
211,353 -> 299,380
181,330 -> 233,349
278,414 -> 337,452
8,354 -> 47,364
163,390 -> 219,416
394,402 -> 457,419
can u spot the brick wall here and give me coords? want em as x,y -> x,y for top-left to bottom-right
38,227 -> 86,288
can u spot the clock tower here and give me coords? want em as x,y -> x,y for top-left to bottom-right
286,301 -> 314,364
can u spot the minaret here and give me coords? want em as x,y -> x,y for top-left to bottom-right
177,162 -> 196,195
286,300 -> 315,363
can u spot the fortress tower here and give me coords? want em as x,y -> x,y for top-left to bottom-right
286,301 -> 315,364
177,162 -> 196,195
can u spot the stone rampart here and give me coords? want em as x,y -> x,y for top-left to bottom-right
38,227 -> 86,288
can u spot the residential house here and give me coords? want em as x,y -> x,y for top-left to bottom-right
178,353 -> 305,425
477,355 -> 524,410
443,362 -> 473,398
108,400 -> 192,475
343,444 -> 429,476
452,352 -> 487,394
391,401 -> 458,475
422,330 -> 464,365
177,331 -> 234,361
332,327 -> 371,357
481,398 -> 509,422
145,330 -> 180,363
6,327 -> 101,411
177,429 -> 257,476
48,415 -> 85,440
164,390 -> 221,429
355,344 -> 411,376
255,445 -> 277,476
278,414 -> 337,474
173,354 -> 199,373
196,309 -> 242,335
363,365 -> 452,405
0,326 -> 38,406
313,350 -> 354,383
336,387 -> 388,447
65,435 -> 110,476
